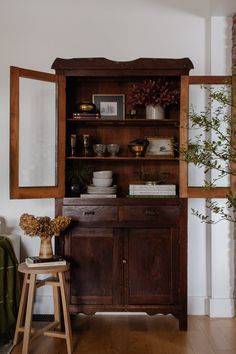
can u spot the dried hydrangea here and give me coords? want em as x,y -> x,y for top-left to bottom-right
129,79 -> 180,108
19,213 -> 71,240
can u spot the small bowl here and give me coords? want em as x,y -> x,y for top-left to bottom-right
128,144 -> 147,157
93,144 -> 106,157
107,144 -> 120,156
93,178 -> 113,187
93,170 -> 113,179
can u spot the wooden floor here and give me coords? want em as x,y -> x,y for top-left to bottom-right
10,314 -> 236,354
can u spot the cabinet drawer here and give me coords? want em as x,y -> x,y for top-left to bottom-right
63,206 -> 118,222
119,206 -> 178,224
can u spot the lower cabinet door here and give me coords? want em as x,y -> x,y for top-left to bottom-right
69,227 -> 121,305
127,228 -> 179,305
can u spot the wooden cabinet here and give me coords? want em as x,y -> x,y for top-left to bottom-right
51,57 -> 193,200
10,58 -> 193,330
56,197 -> 187,330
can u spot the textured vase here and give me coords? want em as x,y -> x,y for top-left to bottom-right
39,237 -> 53,259
146,105 -> 164,120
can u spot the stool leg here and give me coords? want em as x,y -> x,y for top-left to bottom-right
58,272 -> 73,354
13,274 -> 29,345
22,273 -> 36,354
52,275 -> 61,330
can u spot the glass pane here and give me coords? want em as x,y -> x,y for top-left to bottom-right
188,84 -> 231,188
19,77 -> 57,187
188,85 -> 206,187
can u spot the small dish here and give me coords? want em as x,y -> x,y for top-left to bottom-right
93,144 -> 106,157
107,144 -> 120,157
93,170 -> 113,179
92,178 -> 113,187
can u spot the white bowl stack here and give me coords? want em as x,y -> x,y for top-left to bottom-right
88,171 -> 117,195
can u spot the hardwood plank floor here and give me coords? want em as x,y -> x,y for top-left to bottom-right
9,315 -> 236,354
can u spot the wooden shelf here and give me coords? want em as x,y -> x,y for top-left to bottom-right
67,156 -> 179,161
67,118 -> 179,126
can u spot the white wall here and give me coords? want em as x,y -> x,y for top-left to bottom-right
0,0 -> 233,315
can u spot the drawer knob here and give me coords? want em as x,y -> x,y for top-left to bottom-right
144,209 -> 158,216
84,211 -> 95,215
122,259 -> 127,264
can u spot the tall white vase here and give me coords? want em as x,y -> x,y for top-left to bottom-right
146,105 -> 164,120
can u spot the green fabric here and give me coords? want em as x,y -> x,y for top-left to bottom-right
0,236 -> 20,343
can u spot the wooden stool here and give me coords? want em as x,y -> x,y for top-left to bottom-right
13,262 -> 73,354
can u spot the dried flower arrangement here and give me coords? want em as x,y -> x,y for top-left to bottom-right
20,214 -> 71,239
129,79 -> 180,108
19,213 -> 71,259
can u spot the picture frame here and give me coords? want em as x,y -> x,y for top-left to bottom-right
92,94 -> 125,120
146,136 -> 174,157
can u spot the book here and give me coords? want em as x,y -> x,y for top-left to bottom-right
80,194 -> 117,198
129,184 -> 176,191
72,112 -> 100,119
25,257 -> 66,267
27,255 -> 64,263
127,195 -> 177,198
129,190 -> 176,196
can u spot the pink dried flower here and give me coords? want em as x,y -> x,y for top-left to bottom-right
129,79 -> 180,108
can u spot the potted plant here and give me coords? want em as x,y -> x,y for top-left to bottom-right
67,161 -> 92,197
19,214 -> 71,259
129,78 -> 180,120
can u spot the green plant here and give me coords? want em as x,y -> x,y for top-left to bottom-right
181,85 -> 236,224
67,161 -> 92,191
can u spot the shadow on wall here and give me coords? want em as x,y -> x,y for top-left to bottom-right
143,0 -> 235,16
0,217 -> 15,234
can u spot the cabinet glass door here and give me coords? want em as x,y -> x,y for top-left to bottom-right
10,67 -> 65,198
179,75 -> 234,198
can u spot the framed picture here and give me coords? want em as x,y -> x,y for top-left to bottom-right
92,94 -> 125,120
146,136 -> 174,157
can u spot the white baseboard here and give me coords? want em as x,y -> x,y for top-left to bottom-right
34,294 -> 54,314
34,294 -> 235,317
188,296 -> 235,317
208,298 -> 235,317
188,296 -> 208,315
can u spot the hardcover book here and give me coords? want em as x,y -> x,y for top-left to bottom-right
25,257 -> 66,267
27,255 -> 64,263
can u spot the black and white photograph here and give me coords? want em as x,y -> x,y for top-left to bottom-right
146,136 -> 174,157
92,94 -> 125,119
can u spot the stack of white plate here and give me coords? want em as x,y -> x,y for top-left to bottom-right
87,185 -> 117,194
87,170 -> 117,195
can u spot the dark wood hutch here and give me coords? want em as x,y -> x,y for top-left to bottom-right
52,57 -> 192,330
10,57 -> 205,331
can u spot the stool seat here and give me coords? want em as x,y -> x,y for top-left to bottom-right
13,262 -> 73,354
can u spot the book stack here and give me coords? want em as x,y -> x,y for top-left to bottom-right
25,255 -> 66,268
72,112 -> 100,119
80,194 -> 117,198
128,184 -> 176,198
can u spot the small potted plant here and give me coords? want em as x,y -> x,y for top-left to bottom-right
129,79 -> 180,120
19,214 -> 71,259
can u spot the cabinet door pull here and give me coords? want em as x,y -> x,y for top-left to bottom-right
84,211 -> 95,215
122,259 -> 127,264
144,209 -> 158,216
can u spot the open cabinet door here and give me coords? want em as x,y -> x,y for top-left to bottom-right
179,75 -> 235,198
10,67 -> 66,198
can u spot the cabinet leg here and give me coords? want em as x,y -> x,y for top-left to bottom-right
179,315 -> 187,331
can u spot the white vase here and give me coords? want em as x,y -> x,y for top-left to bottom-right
146,105 -> 164,120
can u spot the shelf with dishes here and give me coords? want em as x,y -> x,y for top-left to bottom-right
67,118 -> 179,126
67,156 -> 179,161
